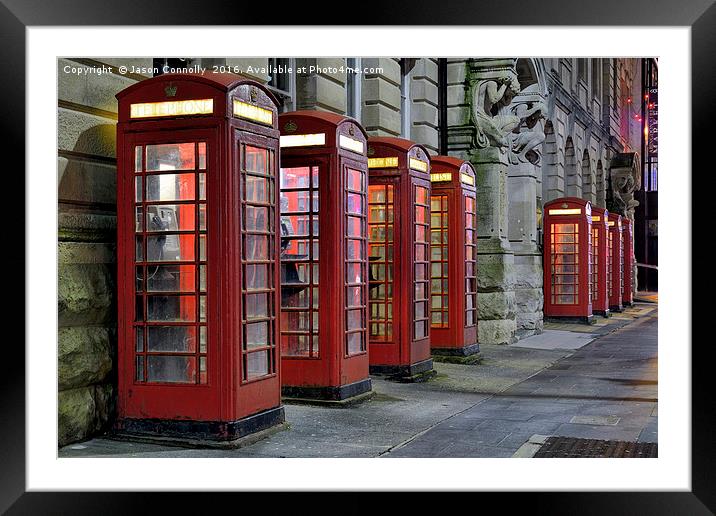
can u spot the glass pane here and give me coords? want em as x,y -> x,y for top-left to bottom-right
280,166 -> 311,189
347,193 -> 363,214
146,295 -> 195,322
134,146 -> 142,172
147,325 -> 197,352
246,351 -> 270,379
346,238 -> 364,260
143,264 -> 196,292
245,321 -> 269,349
200,326 -> 207,353
245,175 -> 270,203
245,293 -> 269,320
246,264 -> 269,290
146,235 -> 195,262
347,309 -> 362,331
347,332 -> 363,355
147,355 -> 195,383
135,356 -> 144,381
146,143 -> 195,171
245,146 -> 269,174
135,236 -> 143,261
198,142 -> 206,169
347,168 -> 363,191
199,173 -> 206,200
346,263 -> 363,284
135,177 -> 142,202
145,173 -> 195,202
346,285 -> 362,307
135,327 -> 143,352
245,206 -> 270,232
145,204 -> 195,232
245,235 -> 269,260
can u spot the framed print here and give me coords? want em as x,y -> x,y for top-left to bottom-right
6,0 -> 713,512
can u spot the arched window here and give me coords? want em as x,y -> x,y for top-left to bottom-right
565,138 -> 581,198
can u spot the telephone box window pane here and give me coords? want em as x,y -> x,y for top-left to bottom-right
346,332 -> 363,355
145,173 -> 196,202
199,265 -> 206,291
200,326 -> 207,353
347,286 -> 362,307
199,295 -> 207,322
199,173 -> 206,200
346,263 -> 363,284
245,176 -> 270,203
147,326 -> 197,353
246,351 -> 270,379
146,143 -> 195,171
135,296 -> 144,321
135,237 -> 143,261
346,239 -> 364,260
347,193 -> 363,214
245,206 -> 270,232
245,321 -> 269,349
145,204 -> 195,232
347,169 -> 363,191
147,355 -> 196,383
347,309 -> 363,331
147,295 -> 196,322
198,142 -> 206,169
146,235 -> 195,262
346,216 -> 362,237
135,207 -> 143,232
245,293 -> 269,320
199,357 -> 207,384
143,264 -> 196,292
135,177 -> 143,202
245,235 -> 269,261
135,327 -> 144,352
245,264 -> 269,290
199,235 -> 206,261
135,356 -> 144,381
134,146 -> 142,172
245,146 -> 269,174
280,166 -> 311,189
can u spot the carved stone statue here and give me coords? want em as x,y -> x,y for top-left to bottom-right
608,152 -> 641,219
506,84 -> 547,165
470,62 -> 521,150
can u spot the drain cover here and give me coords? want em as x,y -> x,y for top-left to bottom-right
533,437 -> 657,458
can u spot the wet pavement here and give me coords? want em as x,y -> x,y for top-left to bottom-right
60,304 -> 657,458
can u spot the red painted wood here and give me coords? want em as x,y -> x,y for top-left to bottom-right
428,156 -> 478,352
591,206 -> 610,314
277,111 -> 370,391
367,137 -> 432,369
116,74 -> 282,425
543,197 -> 593,319
622,217 -> 634,305
608,212 -> 624,311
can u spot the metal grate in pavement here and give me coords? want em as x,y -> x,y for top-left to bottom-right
533,437 -> 657,458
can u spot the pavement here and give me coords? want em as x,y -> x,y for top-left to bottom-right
59,303 -> 657,459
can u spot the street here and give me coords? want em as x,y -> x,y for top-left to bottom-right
60,304 -> 657,458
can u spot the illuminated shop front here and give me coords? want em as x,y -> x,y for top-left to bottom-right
608,212 -> 624,312
543,198 -> 594,324
591,206 -> 610,317
115,74 -> 284,442
427,156 -> 479,357
278,111 -> 371,403
367,137 -> 435,380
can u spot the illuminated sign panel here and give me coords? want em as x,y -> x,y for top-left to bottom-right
409,157 -> 428,172
368,157 -> 399,169
607,221 -> 615,226
339,135 -> 364,154
233,100 -> 274,125
548,208 -> 582,215
279,133 -> 326,148
460,173 -> 475,186
130,99 -> 214,119
592,216 -> 601,222
430,172 -> 452,182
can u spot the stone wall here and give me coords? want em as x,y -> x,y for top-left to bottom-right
57,58 -> 152,446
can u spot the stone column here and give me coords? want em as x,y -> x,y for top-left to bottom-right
465,58 -> 523,345
506,85 -> 547,337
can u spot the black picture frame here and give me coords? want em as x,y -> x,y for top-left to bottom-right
6,0 -> 712,512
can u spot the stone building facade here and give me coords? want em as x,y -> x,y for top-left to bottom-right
57,57 -> 645,445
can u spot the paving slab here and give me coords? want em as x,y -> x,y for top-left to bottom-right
511,329 -> 598,351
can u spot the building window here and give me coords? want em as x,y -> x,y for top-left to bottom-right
577,59 -> 587,83
400,59 -> 413,138
266,58 -> 296,113
346,58 -> 362,121
591,59 -> 600,99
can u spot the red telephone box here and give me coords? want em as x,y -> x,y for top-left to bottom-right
427,156 -> 479,357
543,197 -> 594,323
115,73 -> 284,443
608,212 -> 624,312
622,217 -> 634,307
277,111 -> 371,403
367,137 -> 435,379
590,206 -> 610,317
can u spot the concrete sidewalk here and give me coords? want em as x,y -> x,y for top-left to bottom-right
59,303 -> 657,459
